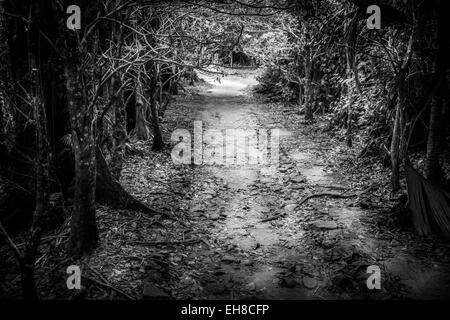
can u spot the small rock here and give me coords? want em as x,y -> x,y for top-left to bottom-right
222,255 -> 240,264
190,205 -> 204,213
313,220 -> 338,230
302,276 -> 317,289
284,204 -> 297,213
260,207 -> 271,214
246,282 -> 256,291
272,278 -> 282,285
242,259 -> 254,266
261,178 -> 273,184
211,213 -> 220,221
279,166 -> 289,173
290,176 -> 306,183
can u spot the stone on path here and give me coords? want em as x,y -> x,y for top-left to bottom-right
313,220 -> 338,230
284,204 -> 297,213
246,282 -> 256,291
222,255 -> 240,264
302,276 -> 317,289
242,259 -> 254,266
290,175 -> 306,184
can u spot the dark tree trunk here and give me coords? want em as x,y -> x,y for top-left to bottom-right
425,1 -> 447,184
346,89 -> 354,148
15,4 -> 51,298
0,0 -> 9,167
19,259 -> 37,300
426,92 -> 444,183
149,64 -> 164,151
390,87 -> 403,191
64,55 -> 98,256
297,82 -> 303,112
304,38 -> 313,123
136,81 -> 150,141
390,26 -> 415,191
110,75 -> 127,180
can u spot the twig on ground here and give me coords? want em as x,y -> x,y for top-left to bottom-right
311,184 -> 349,190
127,238 -> 202,246
85,264 -> 136,300
84,275 -> 136,300
261,185 -> 377,223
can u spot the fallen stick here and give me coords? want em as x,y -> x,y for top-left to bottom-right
84,264 -> 137,300
260,185 -> 376,223
260,213 -> 287,223
84,276 -> 136,300
127,238 -> 202,246
311,184 -> 349,190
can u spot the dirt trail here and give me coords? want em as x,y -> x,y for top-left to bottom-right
177,70 -> 367,299
136,70 -> 450,300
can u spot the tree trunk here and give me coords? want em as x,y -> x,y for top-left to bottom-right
304,42 -> 313,123
389,24 -> 416,191
296,47 -> 303,114
17,9 -> 51,298
135,79 -> 150,140
110,75 -> 127,180
298,82 -> 303,113
425,1 -> 447,184
426,93 -> 444,183
390,67 -> 408,191
346,87 -> 354,148
0,0 -> 9,166
149,64 -> 164,151
345,43 -> 358,148
64,56 -> 98,256
390,95 -> 402,191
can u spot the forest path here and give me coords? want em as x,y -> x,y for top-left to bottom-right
189,71 -> 315,299
176,70 -> 382,299
130,70 -> 450,300
158,70 -> 367,299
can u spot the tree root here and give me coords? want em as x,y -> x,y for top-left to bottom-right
95,147 -> 174,220
260,185 -> 376,223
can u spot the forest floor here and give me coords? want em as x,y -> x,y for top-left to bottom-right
2,69 -> 450,300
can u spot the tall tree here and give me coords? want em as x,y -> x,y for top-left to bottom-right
62,0 -> 100,255
425,0 -> 448,184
